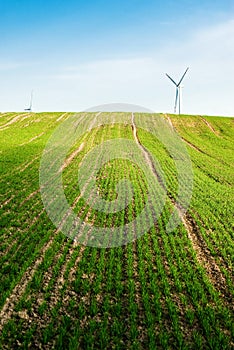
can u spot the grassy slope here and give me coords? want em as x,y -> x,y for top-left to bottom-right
0,112 -> 233,350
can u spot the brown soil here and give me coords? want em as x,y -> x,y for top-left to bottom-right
180,212 -> 232,301
1,195 -> 15,207
131,113 -> 166,191
56,113 -> 69,122
163,114 -> 174,129
200,117 -> 219,136
19,156 -> 41,173
131,113 -> 230,301
164,115 -> 205,153
19,243 -> 85,349
0,233 -> 56,332
19,132 -> 45,147
0,113 -> 29,130
181,137 -> 206,153
59,142 -> 85,172
19,189 -> 40,207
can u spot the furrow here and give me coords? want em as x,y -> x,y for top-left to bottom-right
0,232 -> 56,332
200,116 -> 219,136
131,112 -> 230,300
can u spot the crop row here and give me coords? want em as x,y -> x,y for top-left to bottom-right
0,112 -> 233,349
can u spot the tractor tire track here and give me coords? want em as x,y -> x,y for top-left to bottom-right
179,213 -> 233,301
59,142 -> 85,172
16,243 -> 86,343
131,113 -> 230,301
56,112 -> 69,122
0,113 -> 30,130
181,138 -> 206,153
200,116 -> 219,136
0,114 -> 103,331
164,114 -> 206,154
19,132 -> 45,147
131,113 -> 166,191
0,233 -> 57,332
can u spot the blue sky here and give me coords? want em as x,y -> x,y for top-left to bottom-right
0,0 -> 234,115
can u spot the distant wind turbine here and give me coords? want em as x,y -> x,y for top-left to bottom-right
24,90 -> 33,112
165,67 -> 189,115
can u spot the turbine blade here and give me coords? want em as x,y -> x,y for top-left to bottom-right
174,88 -> 179,113
178,67 -> 189,86
166,73 -> 177,86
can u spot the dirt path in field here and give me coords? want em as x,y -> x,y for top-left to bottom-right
19,188 -> 40,207
59,142 -> 85,172
179,213 -> 231,299
15,243 -> 86,342
88,111 -> 102,130
0,233 -> 56,332
0,112 -> 8,117
0,185 -> 88,333
0,198 -> 83,332
131,113 -> 230,300
1,195 -> 15,207
0,113 -> 29,130
181,137 -> 206,153
0,115 -> 103,331
59,111 -> 101,171
19,156 -> 41,173
200,116 -> 219,136
164,114 -> 204,153
56,112 -> 69,122
19,132 -> 45,147
163,114 -> 174,129
164,113 -> 218,137
131,113 -> 166,191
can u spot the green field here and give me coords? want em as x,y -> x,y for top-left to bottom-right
0,112 -> 233,349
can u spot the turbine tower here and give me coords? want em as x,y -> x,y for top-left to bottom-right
24,90 -> 33,112
166,67 -> 189,115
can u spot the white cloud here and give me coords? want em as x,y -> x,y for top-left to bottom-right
45,18 -> 233,115
175,18 -> 234,116
0,19 -> 234,115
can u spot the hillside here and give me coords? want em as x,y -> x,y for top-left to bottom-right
0,112 -> 233,349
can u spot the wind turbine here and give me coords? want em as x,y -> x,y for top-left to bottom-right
166,67 -> 189,115
24,90 -> 33,112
